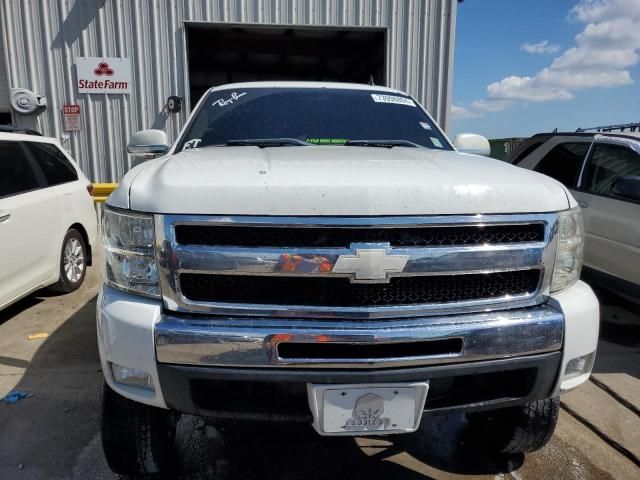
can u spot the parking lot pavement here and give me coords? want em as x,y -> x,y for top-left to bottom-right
1,270 -> 639,480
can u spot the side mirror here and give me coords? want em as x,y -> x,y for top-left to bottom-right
612,175 -> 640,202
452,133 -> 491,156
127,129 -> 169,160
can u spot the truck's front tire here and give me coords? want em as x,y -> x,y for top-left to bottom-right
466,397 -> 559,454
100,382 -> 178,476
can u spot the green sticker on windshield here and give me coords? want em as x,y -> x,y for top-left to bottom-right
306,138 -> 348,145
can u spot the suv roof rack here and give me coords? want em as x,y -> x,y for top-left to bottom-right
576,122 -> 640,133
0,124 -> 42,136
530,131 -> 594,138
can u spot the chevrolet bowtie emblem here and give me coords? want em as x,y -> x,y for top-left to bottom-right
332,244 -> 410,283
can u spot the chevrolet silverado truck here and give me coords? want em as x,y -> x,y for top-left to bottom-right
98,82 -> 599,476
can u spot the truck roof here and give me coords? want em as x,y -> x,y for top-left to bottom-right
206,81 -> 409,96
0,130 -> 60,144
0,124 -> 42,136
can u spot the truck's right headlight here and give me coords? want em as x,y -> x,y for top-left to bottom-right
551,206 -> 584,292
101,206 -> 159,297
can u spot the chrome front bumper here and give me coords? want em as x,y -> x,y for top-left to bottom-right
155,305 -> 564,369
98,282 -> 598,411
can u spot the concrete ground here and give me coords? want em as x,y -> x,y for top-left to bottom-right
1,267 -> 639,480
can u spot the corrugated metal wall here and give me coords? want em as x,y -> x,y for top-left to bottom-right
0,0 -> 457,182
0,19 -> 10,112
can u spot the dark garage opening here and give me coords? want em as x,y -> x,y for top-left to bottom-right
186,24 -> 386,106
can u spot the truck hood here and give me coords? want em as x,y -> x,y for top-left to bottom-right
111,146 -> 570,215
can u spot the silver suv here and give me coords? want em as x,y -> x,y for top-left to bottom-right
509,131 -> 640,304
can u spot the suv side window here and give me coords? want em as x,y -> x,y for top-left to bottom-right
25,142 -> 78,186
0,141 -> 41,198
511,140 -> 544,164
586,143 -> 640,195
533,142 -> 589,187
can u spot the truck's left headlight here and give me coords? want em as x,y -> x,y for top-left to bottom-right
101,206 -> 159,297
551,206 -> 584,292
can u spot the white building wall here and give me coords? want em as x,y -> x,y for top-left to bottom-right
0,0 -> 457,182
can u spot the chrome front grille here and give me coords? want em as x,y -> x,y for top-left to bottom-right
179,270 -> 541,307
174,223 -> 545,248
156,214 -> 558,319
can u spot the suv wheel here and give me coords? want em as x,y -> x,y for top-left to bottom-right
466,397 -> 559,454
100,382 -> 178,476
48,229 -> 87,293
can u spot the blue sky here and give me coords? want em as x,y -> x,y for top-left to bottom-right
450,0 -> 640,138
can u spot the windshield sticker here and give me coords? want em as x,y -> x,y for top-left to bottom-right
430,137 -> 443,148
371,94 -> 416,107
306,138 -> 348,145
419,122 -> 432,130
182,139 -> 202,151
212,91 -> 247,107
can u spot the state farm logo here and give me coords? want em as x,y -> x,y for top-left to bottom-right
93,62 -> 114,77
77,57 -> 131,94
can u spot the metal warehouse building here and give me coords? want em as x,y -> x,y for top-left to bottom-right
0,0 -> 457,182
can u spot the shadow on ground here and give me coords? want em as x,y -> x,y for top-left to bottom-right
0,295 -> 44,327
0,286 -> 526,480
592,290 -> 640,380
0,291 -> 102,479
3,281 -> 639,479
164,415 -> 524,480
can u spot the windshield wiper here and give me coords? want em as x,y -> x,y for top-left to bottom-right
226,138 -> 311,148
345,139 -> 421,148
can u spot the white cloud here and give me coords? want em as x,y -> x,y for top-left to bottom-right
570,0 -> 640,22
486,75 -> 575,101
451,99 -> 511,119
521,40 -> 560,54
574,18 -> 640,49
470,99 -> 512,112
551,46 -> 638,70
451,105 -> 481,119
536,67 -> 632,89
454,0 -> 640,119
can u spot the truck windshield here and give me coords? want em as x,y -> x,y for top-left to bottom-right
176,88 -> 452,152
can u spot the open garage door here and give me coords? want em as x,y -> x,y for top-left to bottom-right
186,24 -> 386,107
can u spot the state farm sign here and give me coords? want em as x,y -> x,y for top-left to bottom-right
76,57 -> 132,94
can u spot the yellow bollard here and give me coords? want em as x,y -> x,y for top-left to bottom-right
91,183 -> 118,203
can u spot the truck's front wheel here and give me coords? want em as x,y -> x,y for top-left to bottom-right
100,382 -> 178,476
466,397 -> 559,454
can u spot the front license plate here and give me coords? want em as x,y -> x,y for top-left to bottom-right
307,382 -> 429,436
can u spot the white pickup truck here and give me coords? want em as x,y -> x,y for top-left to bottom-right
97,82 -> 599,476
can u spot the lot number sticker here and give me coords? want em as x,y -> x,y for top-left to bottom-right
371,94 -> 416,107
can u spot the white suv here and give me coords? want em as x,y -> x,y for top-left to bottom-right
510,132 -> 640,303
0,128 -> 97,310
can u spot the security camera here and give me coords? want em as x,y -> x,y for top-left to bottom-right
166,96 -> 182,113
